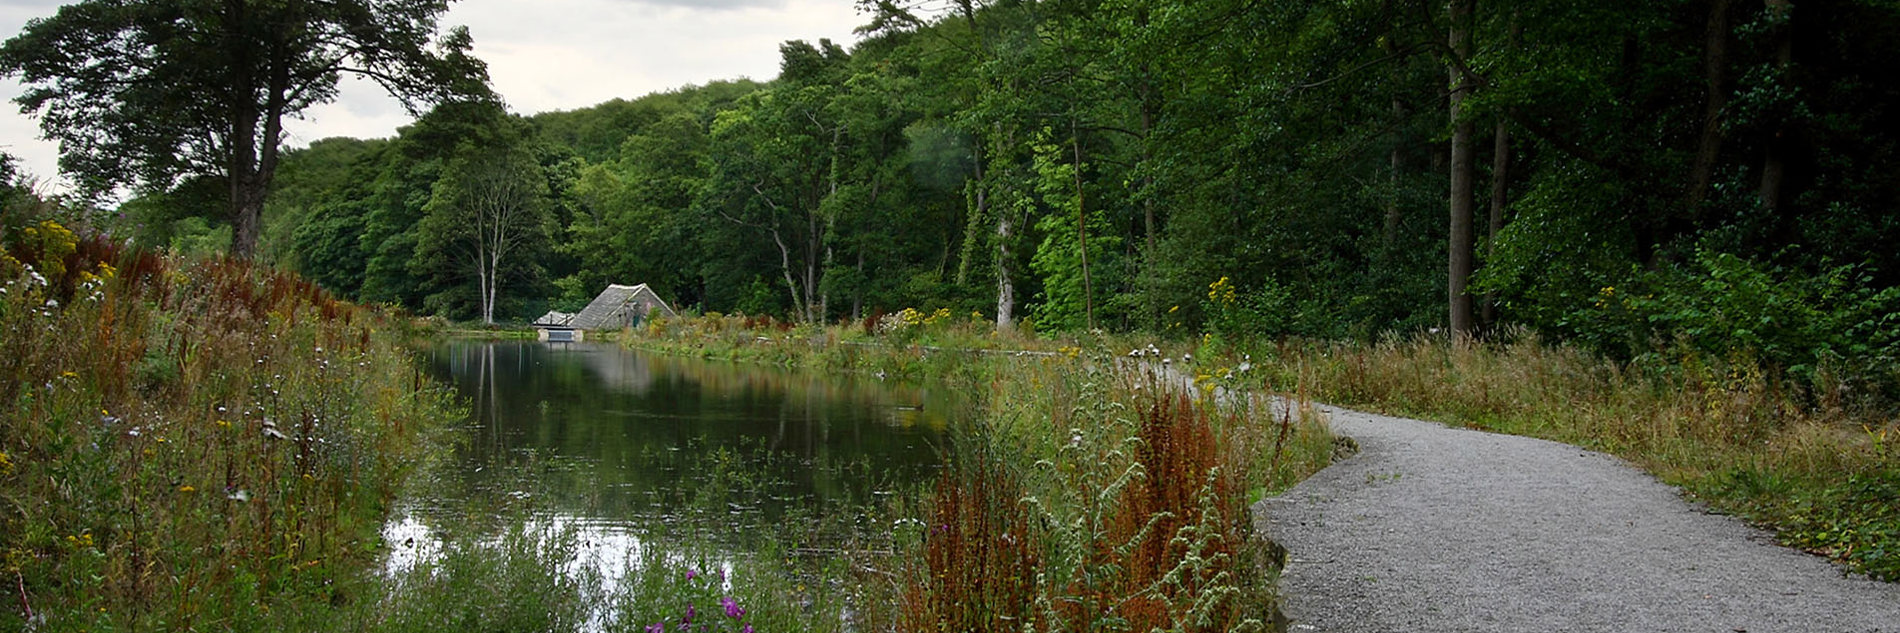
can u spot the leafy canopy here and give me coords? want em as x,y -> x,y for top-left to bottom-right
0,0 -> 489,256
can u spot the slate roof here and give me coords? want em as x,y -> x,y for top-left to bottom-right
533,311 -> 575,327
570,283 -> 676,330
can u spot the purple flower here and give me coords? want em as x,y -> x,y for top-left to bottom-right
721,596 -> 745,619
742,625 -> 753,633
687,569 -> 698,580
646,623 -> 664,633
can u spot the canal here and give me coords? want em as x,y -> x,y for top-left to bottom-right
385,340 -> 951,570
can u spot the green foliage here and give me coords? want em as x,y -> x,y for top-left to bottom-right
377,523 -> 600,633
235,0 -> 1900,403
0,222 -> 461,630
1538,248 -> 1900,393
0,0 -> 490,256
413,141 -> 553,324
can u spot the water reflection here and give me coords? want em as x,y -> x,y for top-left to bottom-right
390,340 -> 950,562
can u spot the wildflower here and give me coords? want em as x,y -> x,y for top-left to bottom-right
743,626 -> 753,633
646,623 -> 664,633
722,596 -> 745,619
59,371 -> 77,380
179,485 -> 195,493
677,605 -> 696,630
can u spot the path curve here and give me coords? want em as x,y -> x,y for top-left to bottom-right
1255,404 -> 1900,632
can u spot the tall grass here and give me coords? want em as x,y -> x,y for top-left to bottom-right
1,220 -> 461,629
903,359 -> 1286,633
629,315 -> 1334,631
1228,330 -> 1900,580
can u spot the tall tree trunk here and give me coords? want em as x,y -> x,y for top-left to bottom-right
230,176 -> 265,260
1383,36 -> 1407,252
1446,0 -> 1477,337
1482,119 -> 1510,328
1072,129 -> 1094,331
1386,97 -> 1406,250
990,139 -> 1016,332
852,249 -> 864,321
482,245 -> 497,323
996,207 -> 1015,331
769,227 -> 805,321
1141,99 -> 1157,257
1686,0 -> 1734,213
1757,0 -> 1793,213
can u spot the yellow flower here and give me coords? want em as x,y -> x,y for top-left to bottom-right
60,371 -> 78,379
1207,276 -> 1237,306
178,485 -> 196,493
0,450 -> 12,475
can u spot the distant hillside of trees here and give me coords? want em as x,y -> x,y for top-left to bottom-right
105,0 -> 1900,379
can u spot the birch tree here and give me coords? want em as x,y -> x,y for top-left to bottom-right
416,145 -> 550,324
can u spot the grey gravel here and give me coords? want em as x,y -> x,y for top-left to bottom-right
1256,404 -> 1900,633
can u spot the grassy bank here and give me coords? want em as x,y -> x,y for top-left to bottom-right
612,313 -> 1337,631
1206,331 -> 1899,580
1,220 -> 464,629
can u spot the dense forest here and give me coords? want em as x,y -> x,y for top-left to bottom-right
36,0 -> 1900,379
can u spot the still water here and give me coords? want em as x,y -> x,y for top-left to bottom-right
385,340 -> 950,566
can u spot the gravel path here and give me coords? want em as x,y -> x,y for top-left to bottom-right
1255,404 -> 1900,632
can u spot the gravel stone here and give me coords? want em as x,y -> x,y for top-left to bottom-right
1256,404 -> 1900,632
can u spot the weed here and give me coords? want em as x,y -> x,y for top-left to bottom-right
1,223 -> 461,629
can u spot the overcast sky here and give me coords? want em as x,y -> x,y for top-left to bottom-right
0,0 -> 869,191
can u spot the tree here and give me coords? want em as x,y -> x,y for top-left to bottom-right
415,144 -> 550,324
1446,0 -> 1477,337
701,40 -> 852,323
0,0 -> 490,258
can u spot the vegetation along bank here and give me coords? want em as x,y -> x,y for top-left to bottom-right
4,0 -> 1900,628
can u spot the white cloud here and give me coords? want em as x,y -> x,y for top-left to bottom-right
3,0 -> 867,190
